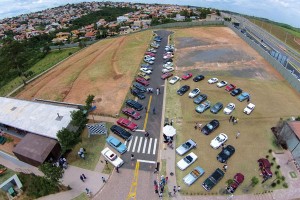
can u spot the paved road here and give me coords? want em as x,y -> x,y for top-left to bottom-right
120,30 -> 172,171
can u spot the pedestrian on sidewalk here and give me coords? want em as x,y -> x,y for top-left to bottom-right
229,115 -> 233,122
154,184 -> 158,193
145,106 -> 147,112
145,131 -> 149,138
116,166 -> 119,173
101,177 -> 106,183
170,119 -> 174,126
80,175 -> 84,182
177,186 -> 181,192
158,192 -> 163,198
82,173 -> 87,180
173,186 -> 177,195
236,131 -> 240,139
85,188 -> 91,197
131,154 -> 135,160
153,107 -> 156,114
156,88 -> 160,95
154,167 -> 158,173
166,176 -> 168,183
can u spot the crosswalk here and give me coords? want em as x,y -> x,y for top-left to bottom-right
125,136 -> 158,155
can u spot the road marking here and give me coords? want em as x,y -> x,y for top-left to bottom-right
142,138 -> 148,153
131,137 -> 138,153
137,137 -> 143,153
153,139 -> 157,155
127,138 -> 133,151
143,95 -> 152,130
137,159 -> 156,164
148,138 -> 153,154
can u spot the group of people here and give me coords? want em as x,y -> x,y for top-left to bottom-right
163,134 -> 174,149
147,87 -> 161,95
78,147 -> 86,159
194,122 -> 202,130
53,156 -> 68,169
229,116 -> 239,125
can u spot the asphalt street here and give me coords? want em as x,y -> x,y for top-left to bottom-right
120,30 -> 172,171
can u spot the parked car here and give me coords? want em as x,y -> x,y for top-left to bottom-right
117,117 -> 138,131
182,73 -> 193,80
101,147 -> 124,167
195,101 -> 211,113
163,58 -> 173,64
165,45 -> 174,51
217,145 -> 235,163
169,76 -> 180,84
183,166 -> 205,186
217,80 -> 228,88
210,102 -> 223,114
210,133 -> 228,149
106,135 -> 127,154
144,55 -> 155,60
132,82 -> 147,92
140,68 -> 152,74
135,77 -> 149,86
126,99 -> 143,111
237,92 -> 250,102
141,63 -> 152,69
244,103 -> 255,115
144,58 -> 154,64
226,173 -> 245,193
110,125 -> 133,141
202,168 -> 225,191
201,119 -> 220,135
147,48 -> 157,53
208,77 -> 218,84
193,74 -> 205,82
193,94 -> 207,104
177,85 -> 190,96
163,53 -> 174,59
177,152 -> 198,170
137,72 -> 150,80
144,52 -> 155,57
225,84 -> 236,92
230,88 -> 242,96
176,139 -> 197,156
162,66 -> 174,73
258,158 -> 273,180
131,88 -> 145,99
161,72 -> 173,80
188,88 -> 200,98
121,107 -> 141,120
223,103 -> 235,115
163,62 -> 174,68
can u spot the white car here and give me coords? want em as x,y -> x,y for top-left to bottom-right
101,147 -> 124,168
162,66 -> 174,74
244,103 -> 255,115
210,133 -> 228,149
177,152 -> 198,170
144,55 -> 155,60
223,103 -> 235,114
169,76 -> 180,84
217,81 -> 228,88
188,88 -> 200,98
147,48 -> 157,53
140,68 -> 152,74
163,62 -> 174,68
208,78 -> 218,84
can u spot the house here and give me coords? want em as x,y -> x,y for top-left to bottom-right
117,16 -> 129,23
174,14 -> 185,21
85,31 -> 96,40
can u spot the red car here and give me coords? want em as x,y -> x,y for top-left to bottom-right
122,107 -> 141,120
225,84 -> 236,92
226,173 -> 244,193
117,118 -> 138,131
136,77 -> 149,86
181,73 -> 193,80
161,73 -> 173,80
145,52 -> 156,57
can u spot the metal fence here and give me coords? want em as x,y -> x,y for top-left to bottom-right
152,20 -> 224,29
225,22 -> 300,93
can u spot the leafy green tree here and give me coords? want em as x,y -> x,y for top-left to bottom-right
85,94 -> 95,111
70,110 -> 86,126
43,45 -> 51,54
39,162 -> 63,184
57,128 -> 80,152
251,176 -> 259,187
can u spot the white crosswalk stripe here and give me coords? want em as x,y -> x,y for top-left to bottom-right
126,136 -> 158,155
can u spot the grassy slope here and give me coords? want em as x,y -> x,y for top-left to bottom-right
0,48 -> 80,96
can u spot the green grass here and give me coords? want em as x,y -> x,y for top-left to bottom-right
67,122 -> 110,170
0,48 -> 80,96
0,167 -> 16,184
102,162 -> 114,174
72,192 -> 90,200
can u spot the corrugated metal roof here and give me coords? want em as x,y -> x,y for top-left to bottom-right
0,97 -> 78,139
288,121 -> 300,140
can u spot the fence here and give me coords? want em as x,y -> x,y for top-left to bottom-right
151,20 -> 224,29
49,40 -> 98,50
225,21 -> 300,93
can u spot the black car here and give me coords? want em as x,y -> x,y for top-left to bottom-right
230,88 -> 243,96
201,119 -> 220,135
132,82 -> 147,93
126,99 -> 143,111
210,102 -> 223,114
193,94 -> 207,104
193,74 -> 205,82
163,58 -> 173,64
110,125 -> 132,141
131,88 -> 145,100
177,85 -> 190,96
217,145 -> 235,163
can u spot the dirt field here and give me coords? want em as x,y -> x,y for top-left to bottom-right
16,31 -> 152,115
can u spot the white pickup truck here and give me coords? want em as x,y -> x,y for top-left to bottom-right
243,103 -> 255,115
101,147 -> 124,168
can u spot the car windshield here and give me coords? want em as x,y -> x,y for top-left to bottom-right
183,142 -> 191,149
224,149 -> 230,156
216,136 -> 223,142
191,170 -> 200,178
184,155 -> 193,163
207,124 -> 213,130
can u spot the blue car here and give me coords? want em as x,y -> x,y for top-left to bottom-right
237,92 -> 250,102
106,136 -> 127,154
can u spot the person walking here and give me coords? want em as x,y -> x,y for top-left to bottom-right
173,186 -> 177,195
116,166 -> 119,173
145,131 -> 149,138
101,177 -> 106,183
229,115 -> 233,122
154,167 -> 158,173
80,175 -> 84,182
82,174 -> 87,180
85,188 -> 91,197
177,186 -> 181,192
153,107 -> 156,114
156,88 -> 160,95
166,176 -> 168,183
145,106 -> 147,112
131,154 -> 135,161
236,131 -> 240,139
223,164 -> 228,172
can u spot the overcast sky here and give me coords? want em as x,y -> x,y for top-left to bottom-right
0,0 -> 299,28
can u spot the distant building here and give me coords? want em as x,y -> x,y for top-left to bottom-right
174,14 -> 185,21
117,16 -> 129,23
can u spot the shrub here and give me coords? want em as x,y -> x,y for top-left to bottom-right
226,179 -> 234,185
68,52 -> 73,56
272,157 -> 276,161
275,171 -> 279,175
251,176 -> 259,186
276,179 -> 281,184
281,176 -> 285,181
271,162 -> 274,166
283,182 -> 288,188
271,182 -> 277,187
266,155 -> 269,159
268,149 -> 272,153
276,165 -> 281,169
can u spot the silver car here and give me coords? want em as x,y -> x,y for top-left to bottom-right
176,139 -> 197,156
177,152 -> 198,170
183,166 -> 205,186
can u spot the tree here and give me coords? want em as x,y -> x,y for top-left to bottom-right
57,128 -> 80,152
42,45 -> 51,54
39,162 -> 63,184
85,94 -> 95,111
251,176 -> 259,187
70,110 -> 86,127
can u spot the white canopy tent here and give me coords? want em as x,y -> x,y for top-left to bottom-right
163,125 -> 176,137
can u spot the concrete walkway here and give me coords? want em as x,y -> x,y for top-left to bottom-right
87,115 -> 117,123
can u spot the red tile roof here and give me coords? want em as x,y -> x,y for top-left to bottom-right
288,121 -> 300,139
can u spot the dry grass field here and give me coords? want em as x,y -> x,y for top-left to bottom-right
16,31 -> 152,115
165,27 -> 300,195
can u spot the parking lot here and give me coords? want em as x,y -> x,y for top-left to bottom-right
165,27 -> 300,194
